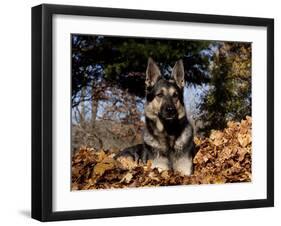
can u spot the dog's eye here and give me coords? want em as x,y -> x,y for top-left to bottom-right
156,93 -> 164,98
172,93 -> 178,98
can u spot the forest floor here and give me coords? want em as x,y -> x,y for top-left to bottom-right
71,116 -> 252,190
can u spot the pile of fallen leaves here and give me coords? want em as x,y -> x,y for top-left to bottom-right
72,116 -> 252,190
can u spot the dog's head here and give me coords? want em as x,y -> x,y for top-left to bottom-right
145,58 -> 186,122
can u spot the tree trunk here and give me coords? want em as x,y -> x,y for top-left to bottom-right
91,99 -> 98,126
80,86 -> 86,127
91,82 -> 98,126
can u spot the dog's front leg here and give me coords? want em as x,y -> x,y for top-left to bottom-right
151,156 -> 170,172
174,124 -> 193,153
172,152 -> 193,176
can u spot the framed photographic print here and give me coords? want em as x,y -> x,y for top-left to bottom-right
31,4 -> 274,221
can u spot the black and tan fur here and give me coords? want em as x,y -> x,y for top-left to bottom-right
116,58 -> 195,175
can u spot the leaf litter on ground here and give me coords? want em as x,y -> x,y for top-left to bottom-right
72,116 -> 252,190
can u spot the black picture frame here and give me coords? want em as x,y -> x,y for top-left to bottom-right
31,3 -> 274,222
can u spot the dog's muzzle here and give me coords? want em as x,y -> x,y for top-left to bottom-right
160,105 -> 178,121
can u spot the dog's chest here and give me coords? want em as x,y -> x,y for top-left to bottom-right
168,135 -> 176,148
155,130 -> 177,148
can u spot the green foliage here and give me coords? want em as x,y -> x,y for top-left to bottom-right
199,42 -> 252,132
72,35 -> 210,99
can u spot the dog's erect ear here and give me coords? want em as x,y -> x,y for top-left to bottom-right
172,59 -> 185,89
146,57 -> 161,87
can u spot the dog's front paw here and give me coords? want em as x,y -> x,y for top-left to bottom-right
174,140 -> 184,152
172,153 -> 193,176
151,156 -> 170,172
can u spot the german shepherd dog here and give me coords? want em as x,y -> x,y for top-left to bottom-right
116,58 -> 195,176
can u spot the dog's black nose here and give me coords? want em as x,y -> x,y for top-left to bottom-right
166,106 -> 176,114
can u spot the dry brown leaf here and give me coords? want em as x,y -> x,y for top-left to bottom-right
237,134 -> 251,147
94,150 -> 107,162
92,158 -> 116,176
160,170 -> 170,180
117,156 -> 138,169
120,172 -> 133,183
